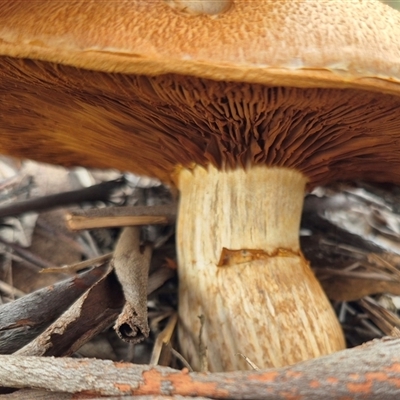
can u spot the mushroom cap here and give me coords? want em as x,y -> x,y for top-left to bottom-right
1,1 -> 400,92
0,0 -> 400,185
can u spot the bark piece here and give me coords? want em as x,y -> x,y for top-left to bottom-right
0,338 -> 400,398
14,267 -> 174,358
0,264 -> 108,354
15,266 -> 123,357
113,227 -> 152,343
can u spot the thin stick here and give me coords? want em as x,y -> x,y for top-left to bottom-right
66,204 -> 176,230
0,178 -> 125,218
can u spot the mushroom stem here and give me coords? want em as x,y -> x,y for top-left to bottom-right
177,165 -> 345,372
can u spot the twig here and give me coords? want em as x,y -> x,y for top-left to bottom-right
66,204 -> 176,230
0,178 -> 126,218
1,338 -> 400,398
113,227 -> 152,343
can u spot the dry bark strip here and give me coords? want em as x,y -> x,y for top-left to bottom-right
1,338 -> 400,398
0,264 -> 109,354
14,267 -> 174,358
113,227 -> 152,343
15,267 -> 122,357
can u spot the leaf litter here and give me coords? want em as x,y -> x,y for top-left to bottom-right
1,156 -> 400,395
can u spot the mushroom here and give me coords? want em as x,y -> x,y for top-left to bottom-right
1,0 -> 400,372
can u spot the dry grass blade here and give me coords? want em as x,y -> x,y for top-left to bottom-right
358,297 -> 400,336
150,313 -> 178,366
368,253 -> 400,281
41,252 -> 113,274
236,353 -> 259,370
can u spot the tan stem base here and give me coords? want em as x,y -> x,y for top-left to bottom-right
177,165 -> 345,372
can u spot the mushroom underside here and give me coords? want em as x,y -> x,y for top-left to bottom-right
1,56 -> 400,187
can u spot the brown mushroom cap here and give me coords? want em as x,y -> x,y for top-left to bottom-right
0,0 -> 400,186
